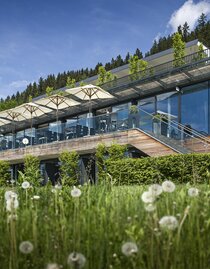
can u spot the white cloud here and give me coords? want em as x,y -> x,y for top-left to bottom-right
0,80 -> 30,99
154,32 -> 162,42
9,80 -> 29,89
168,0 -> 210,32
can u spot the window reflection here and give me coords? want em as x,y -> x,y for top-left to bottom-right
157,92 -> 178,121
181,82 -> 208,135
139,97 -> 155,131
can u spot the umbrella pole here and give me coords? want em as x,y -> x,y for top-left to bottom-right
88,96 -> 91,136
30,113 -> 33,145
12,118 -> 15,149
56,106 -> 59,141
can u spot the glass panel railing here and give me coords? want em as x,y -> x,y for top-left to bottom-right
102,49 -> 210,91
138,108 -> 209,153
0,107 -> 209,154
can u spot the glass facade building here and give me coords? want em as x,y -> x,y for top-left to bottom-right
138,80 -> 210,135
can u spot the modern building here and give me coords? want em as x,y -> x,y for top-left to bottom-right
0,39 -> 210,182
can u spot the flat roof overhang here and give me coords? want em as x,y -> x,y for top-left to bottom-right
1,57 -> 210,134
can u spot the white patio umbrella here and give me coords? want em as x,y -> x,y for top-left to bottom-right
35,94 -> 80,140
17,102 -> 53,145
0,118 -> 11,126
0,108 -> 28,148
65,84 -> 114,115
0,119 -> 11,138
65,84 -> 114,134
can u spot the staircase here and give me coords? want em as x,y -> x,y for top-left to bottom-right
137,108 -> 210,154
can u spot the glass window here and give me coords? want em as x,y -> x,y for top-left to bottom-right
112,103 -> 130,129
181,82 -> 209,134
138,97 -> 155,131
138,97 -> 155,114
157,91 -> 178,121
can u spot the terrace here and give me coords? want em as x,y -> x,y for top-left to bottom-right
0,48 -> 210,162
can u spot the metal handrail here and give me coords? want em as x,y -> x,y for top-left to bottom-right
169,120 -> 210,144
139,107 -> 209,147
101,48 -> 210,91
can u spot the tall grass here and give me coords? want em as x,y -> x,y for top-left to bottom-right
0,183 -> 209,269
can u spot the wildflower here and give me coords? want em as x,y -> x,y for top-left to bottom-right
19,241 -> 34,254
21,181 -> 30,189
67,252 -> 86,268
32,195 -> 40,200
54,184 -> 62,190
5,190 -> 18,201
144,203 -> 156,212
46,263 -> 60,269
159,216 -> 178,230
188,187 -> 199,197
6,198 -> 19,212
162,180 -> 176,193
71,187 -> 82,198
141,191 -> 156,203
149,184 -> 162,196
121,242 -> 138,256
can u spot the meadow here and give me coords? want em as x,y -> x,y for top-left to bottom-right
0,181 -> 209,269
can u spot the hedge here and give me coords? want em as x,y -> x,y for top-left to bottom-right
0,160 -> 10,185
104,153 -> 210,185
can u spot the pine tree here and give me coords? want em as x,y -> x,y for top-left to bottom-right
182,22 -> 190,41
125,52 -> 130,63
197,13 -> 207,30
134,48 -> 143,59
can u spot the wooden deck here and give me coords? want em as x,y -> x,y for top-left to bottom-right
0,129 -> 177,164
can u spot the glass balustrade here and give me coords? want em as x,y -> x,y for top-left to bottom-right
0,107 -> 208,153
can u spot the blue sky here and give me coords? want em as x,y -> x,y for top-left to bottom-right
0,0 -> 210,99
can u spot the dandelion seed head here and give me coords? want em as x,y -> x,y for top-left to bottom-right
5,190 -> 17,201
19,241 -> 34,254
149,184 -> 162,196
121,242 -> 138,256
21,181 -> 30,189
71,187 -> 82,198
162,180 -> 176,193
159,216 -> 178,230
144,203 -> 156,212
188,187 -> 199,197
6,198 -> 19,212
46,263 -> 60,269
67,252 -> 86,268
141,191 -> 156,203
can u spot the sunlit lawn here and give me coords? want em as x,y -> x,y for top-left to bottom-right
0,182 -> 209,269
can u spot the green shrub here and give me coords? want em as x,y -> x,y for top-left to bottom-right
19,155 -> 41,186
104,153 -> 210,185
96,143 -> 127,183
107,143 -> 127,161
0,160 -> 10,186
59,151 -> 79,186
